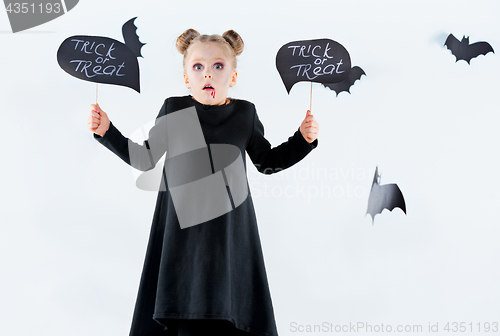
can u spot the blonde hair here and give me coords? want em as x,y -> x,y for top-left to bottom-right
176,29 -> 244,71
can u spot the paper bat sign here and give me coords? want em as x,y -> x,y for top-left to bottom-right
322,66 -> 366,96
276,38 -> 351,94
57,17 -> 145,93
444,34 -> 494,64
366,167 -> 406,224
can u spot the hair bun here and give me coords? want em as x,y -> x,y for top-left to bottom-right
176,28 -> 200,54
222,30 -> 244,56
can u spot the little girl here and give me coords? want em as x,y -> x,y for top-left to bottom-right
87,29 -> 319,336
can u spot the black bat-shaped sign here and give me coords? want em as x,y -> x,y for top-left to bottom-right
366,166 -> 406,224
57,17 -> 145,92
322,66 -> 366,96
276,38 -> 351,94
444,33 -> 494,64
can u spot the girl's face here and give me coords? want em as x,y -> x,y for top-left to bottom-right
184,42 -> 237,106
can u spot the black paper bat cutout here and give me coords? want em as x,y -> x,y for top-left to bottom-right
444,34 -> 494,64
57,17 -> 145,93
321,66 -> 366,96
366,167 -> 406,224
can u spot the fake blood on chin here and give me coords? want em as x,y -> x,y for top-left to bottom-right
203,87 -> 216,98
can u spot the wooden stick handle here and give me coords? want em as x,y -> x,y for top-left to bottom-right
309,82 -> 312,112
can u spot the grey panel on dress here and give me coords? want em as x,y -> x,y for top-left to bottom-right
165,106 -> 207,158
224,150 -> 248,207
210,144 -> 248,207
128,105 -> 249,229
164,147 -> 212,189
169,171 -> 233,229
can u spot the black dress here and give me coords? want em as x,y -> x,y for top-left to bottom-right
93,95 -> 318,336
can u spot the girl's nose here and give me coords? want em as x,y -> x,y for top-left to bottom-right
204,74 -> 212,79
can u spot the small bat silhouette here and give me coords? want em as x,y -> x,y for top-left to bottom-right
366,166 -> 406,224
444,34 -> 494,64
321,66 -> 366,96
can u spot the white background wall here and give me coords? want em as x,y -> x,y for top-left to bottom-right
1,0 -> 499,335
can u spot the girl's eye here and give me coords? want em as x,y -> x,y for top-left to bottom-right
193,63 -> 203,70
214,63 -> 223,70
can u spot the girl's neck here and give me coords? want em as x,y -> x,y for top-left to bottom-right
191,95 -> 230,106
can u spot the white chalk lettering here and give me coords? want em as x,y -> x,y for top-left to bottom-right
69,59 -> 86,71
299,45 -> 309,57
93,65 -> 103,75
312,45 -> 321,57
291,43 -> 336,60
70,39 -> 117,60
287,45 -> 300,56
323,64 -> 335,75
81,60 -> 94,77
95,43 -> 106,56
69,59 -> 126,78
290,64 -> 309,76
323,43 -> 333,58
116,62 -> 125,76
82,41 -> 93,54
94,56 -> 111,65
336,59 -> 345,73
102,65 -> 117,76
106,43 -> 116,59
71,39 -> 84,50
290,63 -> 337,80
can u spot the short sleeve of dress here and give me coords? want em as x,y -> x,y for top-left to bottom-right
246,104 -> 318,174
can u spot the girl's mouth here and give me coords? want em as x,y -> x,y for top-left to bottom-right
203,85 -> 215,98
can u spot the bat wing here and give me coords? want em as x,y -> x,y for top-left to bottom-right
322,66 -> 366,96
122,17 -> 146,58
468,41 -> 495,62
444,33 -> 460,51
366,183 -> 406,223
380,184 -> 406,213
444,33 -> 465,62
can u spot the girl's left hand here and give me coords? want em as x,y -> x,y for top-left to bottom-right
299,110 -> 319,143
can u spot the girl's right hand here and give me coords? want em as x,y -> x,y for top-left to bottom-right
88,103 -> 110,137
